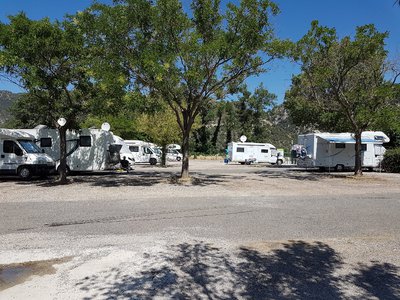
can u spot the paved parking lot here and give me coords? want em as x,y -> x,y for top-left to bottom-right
1,160 -> 400,299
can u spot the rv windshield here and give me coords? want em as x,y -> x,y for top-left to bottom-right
18,140 -> 42,154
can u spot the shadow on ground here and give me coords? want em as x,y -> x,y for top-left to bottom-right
11,171 -> 248,188
75,240 -> 400,299
255,168 -> 349,182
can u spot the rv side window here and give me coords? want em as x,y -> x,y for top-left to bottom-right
144,147 -> 152,154
261,149 -> 268,153
335,143 -> 346,149
79,136 -> 91,147
40,138 -> 52,147
3,140 -> 15,153
361,144 -> 367,151
236,147 -> 245,153
3,140 -> 22,155
129,146 -> 139,152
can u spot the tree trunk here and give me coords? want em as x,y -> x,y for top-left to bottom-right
180,128 -> 190,179
58,126 -> 68,184
354,130 -> 363,176
211,110 -> 222,149
226,129 -> 232,146
161,143 -> 167,167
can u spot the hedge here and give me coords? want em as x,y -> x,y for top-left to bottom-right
382,148 -> 400,173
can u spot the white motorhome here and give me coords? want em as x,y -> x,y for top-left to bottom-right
0,129 -> 55,179
113,135 -> 135,169
296,131 -> 389,171
20,126 -> 124,172
125,140 -> 160,165
227,142 -> 283,165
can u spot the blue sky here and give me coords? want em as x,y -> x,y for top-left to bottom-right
1,0 -> 399,104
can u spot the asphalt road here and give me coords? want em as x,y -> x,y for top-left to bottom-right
1,161 -> 400,299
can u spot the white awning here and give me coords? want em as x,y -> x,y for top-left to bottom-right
317,136 -> 376,144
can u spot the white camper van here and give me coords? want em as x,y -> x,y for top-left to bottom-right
227,142 -> 283,165
296,131 -> 389,171
20,126 -> 123,172
113,135 -> 135,169
0,129 -> 55,179
125,140 -> 160,165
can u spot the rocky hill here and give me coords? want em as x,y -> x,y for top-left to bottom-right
0,90 -> 20,125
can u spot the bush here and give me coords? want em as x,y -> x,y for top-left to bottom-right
382,148 -> 400,173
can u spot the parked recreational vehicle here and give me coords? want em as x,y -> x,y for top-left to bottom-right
125,140 -> 160,165
296,131 -> 389,171
227,141 -> 283,165
113,135 -> 135,169
20,126 -> 124,172
0,129 -> 55,179
166,148 -> 182,161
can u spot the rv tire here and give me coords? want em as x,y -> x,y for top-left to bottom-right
276,159 -> 283,166
18,166 -> 32,180
176,156 -> 181,162
149,158 -> 157,165
335,164 -> 345,172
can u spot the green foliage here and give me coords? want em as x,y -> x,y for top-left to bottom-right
0,13 -> 92,128
286,21 -> 395,133
382,148 -> 400,173
235,84 -> 276,142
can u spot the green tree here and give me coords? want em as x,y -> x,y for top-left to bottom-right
235,84 -> 276,142
136,106 -> 182,166
285,21 -> 399,175
0,14 -> 91,183
77,0 -> 287,179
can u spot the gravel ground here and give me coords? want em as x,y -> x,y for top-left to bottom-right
0,160 -> 400,299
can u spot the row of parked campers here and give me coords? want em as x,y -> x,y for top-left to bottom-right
0,125 -> 183,180
226,131 -> 390,171
0,126 -> 134,180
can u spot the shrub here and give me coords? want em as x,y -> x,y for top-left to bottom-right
382,148 -> 400,173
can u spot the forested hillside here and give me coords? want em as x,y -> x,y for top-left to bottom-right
0,90 -> 19,125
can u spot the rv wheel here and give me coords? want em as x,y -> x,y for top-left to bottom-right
18,166 -> 32,180
149,158 -> 157,165
176,156 -> 181,162
335,164 -> 345,172
276,159 -> 283,166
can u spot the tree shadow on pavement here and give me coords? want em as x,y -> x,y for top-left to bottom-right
236,240 -> 344,299
348,262 -> 400,299
255,169 -> 349,182
13,171 -> 248,188
74,240 -> 400,299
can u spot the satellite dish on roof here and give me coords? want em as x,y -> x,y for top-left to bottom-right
57,118 -> 67,127
240,135 -> 247,143
101,122 -> 111,131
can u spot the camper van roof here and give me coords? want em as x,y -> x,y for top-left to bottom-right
0,129 -> 35,140
300,131 -> 390,144
232,142 -> 276,148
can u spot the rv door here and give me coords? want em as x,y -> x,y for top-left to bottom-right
1,140 -> 24,172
